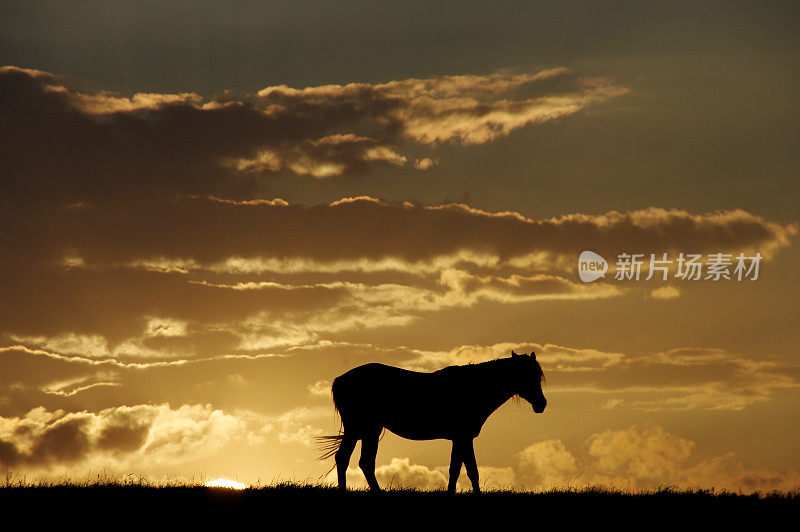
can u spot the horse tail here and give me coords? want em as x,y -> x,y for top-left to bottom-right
315,434 -> 343,461
315,378 -> 344,461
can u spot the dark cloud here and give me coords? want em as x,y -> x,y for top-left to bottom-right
2,66 -> 792,359
1,193 -> 794,360
0,266 -> 350,341
0,403 -> 268,470
0,66 -> 622,211
32,415 -> 92,464
8,195 -> 795,273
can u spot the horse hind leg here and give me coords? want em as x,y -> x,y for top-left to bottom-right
359,428 -> 382,492
335,434 -> 357,491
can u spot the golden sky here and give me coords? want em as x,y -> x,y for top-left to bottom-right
1,1 -> 799,491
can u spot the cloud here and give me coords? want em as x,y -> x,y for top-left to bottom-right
518,439 -> 578,486
413,157 -> 437,170
650,286 -> 680,299
228,134 -> 408,178
3,192 -> 792,358
587,425 -> 694,480
34,198 -> 794,273
0,403 -> 271,470
0,65 -> 625,212
272,407 -> 328,446
373,457 -> 448,490
0,401 -> 332,476
518,425 -> 800,492
308,380 -> 331,398
254,68 -> 626,147
560,347 -> 800,411
2,66 -> 795,366
2,79 -> 795,352
334,457 -> 515,491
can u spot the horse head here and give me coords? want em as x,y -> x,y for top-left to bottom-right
511,350 -> 547,413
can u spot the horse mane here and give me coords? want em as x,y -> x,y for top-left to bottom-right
449,356 -> 542,374
438,356 -> 544,384
446,357 -> 514,370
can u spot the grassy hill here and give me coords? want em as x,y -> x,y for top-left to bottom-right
2,481 -> 797,525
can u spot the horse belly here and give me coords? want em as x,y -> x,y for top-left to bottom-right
383,416 -> 446,440
379,398 -> 460,440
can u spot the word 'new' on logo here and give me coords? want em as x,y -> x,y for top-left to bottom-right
578,250 -> 608,283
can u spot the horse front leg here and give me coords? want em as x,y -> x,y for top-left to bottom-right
462,439 -> 481,494
447,440 -> 464,493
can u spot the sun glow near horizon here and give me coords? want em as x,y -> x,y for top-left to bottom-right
204,478 -> 249,490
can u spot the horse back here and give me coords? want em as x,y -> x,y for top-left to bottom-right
333,363 -> 438,399
331,363 -> 478,439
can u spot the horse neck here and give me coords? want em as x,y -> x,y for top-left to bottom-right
471,361 -> 517,418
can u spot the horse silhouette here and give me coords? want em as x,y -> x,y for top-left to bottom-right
318,350 -> 546,493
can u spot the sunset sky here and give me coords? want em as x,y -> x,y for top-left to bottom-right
1,1 -> 799,491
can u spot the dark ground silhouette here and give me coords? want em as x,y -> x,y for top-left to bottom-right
1,484 -> 797,526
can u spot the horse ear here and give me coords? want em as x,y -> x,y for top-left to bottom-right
511,350 -> 519,358
529,351 -> 536,359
